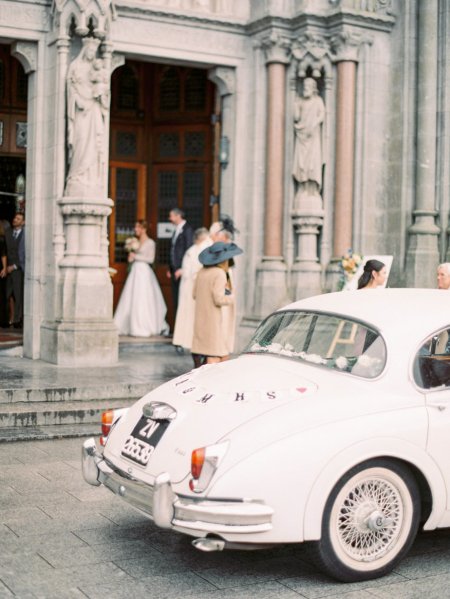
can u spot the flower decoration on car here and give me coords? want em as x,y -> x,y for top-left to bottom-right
338,249 -> 363,290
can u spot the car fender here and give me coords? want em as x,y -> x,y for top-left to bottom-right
303,436 -> 447,540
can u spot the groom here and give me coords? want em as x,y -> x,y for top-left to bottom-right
167,207 -> 193,318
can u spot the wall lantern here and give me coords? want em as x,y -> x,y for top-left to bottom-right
219,135 -> 230,169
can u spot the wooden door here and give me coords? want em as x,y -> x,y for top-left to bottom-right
109,162 -> 146,308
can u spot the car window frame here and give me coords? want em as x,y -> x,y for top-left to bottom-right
411,324 -> 450,393
242,308 -> 388,380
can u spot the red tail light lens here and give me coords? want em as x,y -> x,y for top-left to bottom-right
101,410 -> 114,437
191,447 -> 206,480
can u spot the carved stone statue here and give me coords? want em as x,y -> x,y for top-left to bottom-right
292,77 -> 325,194
65,37 -> 109,198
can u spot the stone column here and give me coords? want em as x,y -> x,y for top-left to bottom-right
333,60 -> 356,257
253,34 -> 290,318
326,33 -> 361,289
406,0 -> 440,287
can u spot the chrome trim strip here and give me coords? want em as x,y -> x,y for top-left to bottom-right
81,438 -> 273,534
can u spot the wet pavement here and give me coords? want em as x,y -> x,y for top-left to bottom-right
1,437 -> 450,598
0,339 -> 193,397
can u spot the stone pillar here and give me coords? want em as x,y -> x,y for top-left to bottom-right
406,0 -> 440,287
333,60 -> 356,257
326,33 -> 361,289
41,36 -> 118,366
253,34 -> 290,318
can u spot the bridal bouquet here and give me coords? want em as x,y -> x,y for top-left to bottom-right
124,236 -> 139,253
338,249 -> 363,290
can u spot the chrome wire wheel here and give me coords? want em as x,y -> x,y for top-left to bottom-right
315,460 -> 420,582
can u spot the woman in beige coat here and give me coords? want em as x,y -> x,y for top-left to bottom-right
191,241 -> 243,367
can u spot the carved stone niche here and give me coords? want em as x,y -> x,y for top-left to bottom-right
51,0 -> 117,39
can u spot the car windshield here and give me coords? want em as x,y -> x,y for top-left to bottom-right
243,310 -> 386,379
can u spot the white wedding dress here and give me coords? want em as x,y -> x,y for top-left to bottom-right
114,238 -> 169,337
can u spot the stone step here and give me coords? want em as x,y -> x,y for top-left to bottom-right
0,423 -> 102,443
0,381 -> 155,404
0,397 -> 135,429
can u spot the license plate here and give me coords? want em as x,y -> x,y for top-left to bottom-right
121,415 -> 169,466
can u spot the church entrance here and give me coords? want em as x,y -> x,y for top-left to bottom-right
109,61 -> 217,327
0,44 -> 27,336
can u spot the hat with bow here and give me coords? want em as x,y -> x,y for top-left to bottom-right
198,241 -> 243,266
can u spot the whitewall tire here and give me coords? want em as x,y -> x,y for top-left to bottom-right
313,459 -> 421,582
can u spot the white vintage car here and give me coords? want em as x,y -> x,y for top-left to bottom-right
82,289 -> 450,582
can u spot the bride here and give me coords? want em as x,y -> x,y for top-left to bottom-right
114,220 -> 169,337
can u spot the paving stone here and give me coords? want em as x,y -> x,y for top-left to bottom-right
0,561 -> 133,596
193,553 -> 314,588
367,572 -> 450,599
38,539 -> 162,568
279,569 -> 407,598
80,570 -> 217,599
0,531 -> 87,558
4,511 -> 113,536
0,486 -> 78,510
113,553 -> 195,577
73,523 -> 156,546
393,548 -> 450,579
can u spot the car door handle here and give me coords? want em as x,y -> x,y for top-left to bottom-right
428,400 -> 448,411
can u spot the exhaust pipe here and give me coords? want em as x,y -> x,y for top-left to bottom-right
192,537 -> 225,552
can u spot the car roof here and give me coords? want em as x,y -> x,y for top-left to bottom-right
280,289 -> 449,341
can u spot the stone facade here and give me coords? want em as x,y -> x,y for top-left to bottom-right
1,0 -> 449,363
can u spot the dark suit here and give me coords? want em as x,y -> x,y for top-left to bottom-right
169,221 -> 194,315
6,226 -> 24,326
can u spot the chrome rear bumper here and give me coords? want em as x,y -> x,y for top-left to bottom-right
82,438 -> 273,535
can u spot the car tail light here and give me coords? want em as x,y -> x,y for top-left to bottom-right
191,447 -> 206,480
189,441 -> 229,493
101,410 -> 114,436
99,407 -> 128,446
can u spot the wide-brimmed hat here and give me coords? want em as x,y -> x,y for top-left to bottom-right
198,241 -> 243,266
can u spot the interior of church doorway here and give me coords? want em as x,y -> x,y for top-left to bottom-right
109,60 -> 217,329
0,45 -> 27,340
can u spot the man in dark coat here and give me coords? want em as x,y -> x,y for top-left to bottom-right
167,207 -> 193,317
6,212 -> 25,328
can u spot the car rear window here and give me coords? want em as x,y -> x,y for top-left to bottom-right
243,310 -> 386,379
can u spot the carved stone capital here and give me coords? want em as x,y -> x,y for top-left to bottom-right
11,41 -> 37,74
259,32 -> 292,65
330,30 -> 372,62
208,66 -> 236,97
